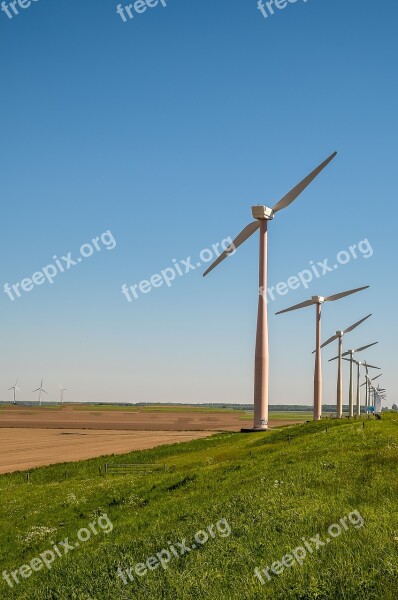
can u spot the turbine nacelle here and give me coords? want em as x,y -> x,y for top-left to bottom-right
251,205 -> 275,221
312,296 -> 325,303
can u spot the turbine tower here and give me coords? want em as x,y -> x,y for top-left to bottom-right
8,379 -> 21,405
203,151 -> 337,431
276,286 -> 369,421
330,342 -> 377,418
318,314 -> 371,418
59,385 -> 67,405
32,379 -> 48,406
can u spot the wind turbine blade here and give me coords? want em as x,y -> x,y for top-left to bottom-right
363,363 -> 380,370
330,350 -> 351,362
42,389 -> 48,395
16,387 -> 21,392
372,374 -> 382,381
344,314 -> 372,334
272,152 -> 337,214
353,342 -> 378,354
203,221 -> 260,277
33,388 -> 40,393
276,298 -> 314,316
324,286 -> 369,303
320,333 -> 339,349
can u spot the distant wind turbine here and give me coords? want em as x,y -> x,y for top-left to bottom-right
363,361 -> 381,408
59,385 -> 67,405
32,380 -> 48,406
8,379 -> 21,405
276,286 -> 369,421
362,373 -> 382,410
330,341 -> 377,417
343,358 -> 380,417
318,314 -> 371,419
203,151 -> 337,431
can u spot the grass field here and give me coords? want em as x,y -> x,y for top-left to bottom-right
1,414 -> 397,599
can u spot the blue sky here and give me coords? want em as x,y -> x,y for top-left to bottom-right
0,0 -> 396,407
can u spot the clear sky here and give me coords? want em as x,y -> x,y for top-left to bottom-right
0,0 -> 396,407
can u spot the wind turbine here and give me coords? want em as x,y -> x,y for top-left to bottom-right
330,341 -> 377,418
362,373 -> 382,410
32,380 -> 48,406
276,286 -> 369,421
8,379 -> 21,405
343,358 -> 380,417
59,385 -> 67,405
318,314 -> 371,419
363,361 -> 381,408
202,151 -> 337,431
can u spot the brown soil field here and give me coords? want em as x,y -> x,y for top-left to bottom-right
0,405 -> 245,431
0,405 -> 298,431
0,429 -> 212,474
0,406 -> 300,474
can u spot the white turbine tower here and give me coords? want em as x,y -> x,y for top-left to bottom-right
9,379 -> 21,405
59,385 -> 67,405
33,379 -> 48,406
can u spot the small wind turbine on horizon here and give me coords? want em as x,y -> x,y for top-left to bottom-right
202,151 -> 337,431
276,286 -> 369,421
8,379 -> 21,405
330,341 -> 378,417
32,379 -> 48,406
316,314 -> 371,419
59,385 -> 67,405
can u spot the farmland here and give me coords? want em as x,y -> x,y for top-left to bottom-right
0,413 -> 397,599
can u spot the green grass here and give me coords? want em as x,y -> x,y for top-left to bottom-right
1,415 -> 397,599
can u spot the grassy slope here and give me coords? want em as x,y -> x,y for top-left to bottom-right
0,415 -> 397,599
